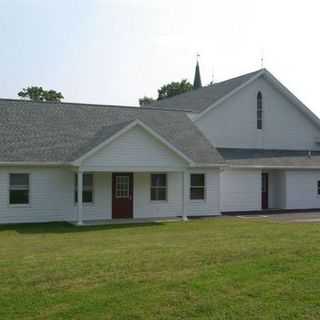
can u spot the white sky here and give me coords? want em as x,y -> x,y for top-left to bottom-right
1,0 -> 320,115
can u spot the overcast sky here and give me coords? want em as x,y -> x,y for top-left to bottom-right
0,0 -> 319,115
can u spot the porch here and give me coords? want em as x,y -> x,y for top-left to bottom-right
73,170 -> 190,225
220,168 -> 287,212
221,168 -> 320,213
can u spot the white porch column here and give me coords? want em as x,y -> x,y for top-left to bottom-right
182,170 -> 188,221
77,170 -> 83,226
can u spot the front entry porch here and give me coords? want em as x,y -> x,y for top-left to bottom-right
74,170 -> 189,225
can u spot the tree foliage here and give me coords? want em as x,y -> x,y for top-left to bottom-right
139,96 -> 155,106
157,79 -> 193,100
18,86 -> 64,102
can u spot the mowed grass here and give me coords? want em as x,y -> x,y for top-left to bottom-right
1,218 -> 320,320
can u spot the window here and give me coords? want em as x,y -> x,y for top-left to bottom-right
115,175 -> 130,198
151,174 -> 167,201
317,181 -> 320,195
190,174 -> 205,200
9,173 -> 29,205
257,91 -> 263,129
75,173 -> 93,203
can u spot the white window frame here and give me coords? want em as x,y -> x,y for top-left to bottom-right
9,173 -> 30,207
150,173 -> 167,201
115,175 -> 130,199
190,173 -> 206,200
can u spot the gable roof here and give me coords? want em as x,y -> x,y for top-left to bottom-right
147,69 -> 263,113
147,68 -> 320,129
0,99 -> 224,165
73,119 -> 195,165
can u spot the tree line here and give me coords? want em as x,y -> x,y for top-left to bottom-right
17,79 -> 197,105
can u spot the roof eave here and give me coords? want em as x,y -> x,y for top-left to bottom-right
227,164 -> 320,169
0,161 -> 71,167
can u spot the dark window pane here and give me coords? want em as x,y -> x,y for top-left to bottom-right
83,191 -> 93,203
257,92 -> 262,108
190,187 -> 205,200
151,174 -> 166,187
191,174 -> 205,186
10,190 -> 29,204
257,91 -> 263,129
75,191 -> 93,203
318,181 -> 320,194
83,174 -> 93,187
257,119 -> 262,130
10,173 -> 29,187
151,188 -> 167,201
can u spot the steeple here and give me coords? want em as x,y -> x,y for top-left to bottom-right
193,55 -> 202,89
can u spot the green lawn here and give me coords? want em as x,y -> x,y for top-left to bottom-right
1,218 -> 320,320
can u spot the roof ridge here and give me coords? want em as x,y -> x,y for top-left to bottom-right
212,68 -> 264,86
147,68 -> 265,111
0,98 -> 188,113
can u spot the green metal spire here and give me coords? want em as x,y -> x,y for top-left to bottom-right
193,60 -> 202,90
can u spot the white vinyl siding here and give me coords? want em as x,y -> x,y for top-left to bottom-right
186,169 -> 220,216
0,167 -> 72,224
134,169 -> 220,218
72,172 -> 112,221
82,125 -> 187,170
134,172 -> 182,218
0,168 -> 112,224
221,169 -> 261,212
195,77 -> 320,150
285,170 -> 320,209
0,167 -> 221,224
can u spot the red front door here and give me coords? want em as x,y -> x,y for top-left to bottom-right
261,173 -> 269,210
112,173 -> 133,219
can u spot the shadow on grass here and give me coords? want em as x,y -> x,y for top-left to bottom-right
0,221 -> 165,234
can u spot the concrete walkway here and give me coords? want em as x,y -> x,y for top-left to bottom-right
68,217 -> 182,226
235,212 -> 320,223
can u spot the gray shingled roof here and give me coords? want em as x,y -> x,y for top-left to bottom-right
147,69 -> 262,112
0,99 -> 224,164
218,148 -> 320,167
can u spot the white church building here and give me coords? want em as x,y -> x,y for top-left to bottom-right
1,66 -> 320,224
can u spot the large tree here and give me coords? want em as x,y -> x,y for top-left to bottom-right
139,96 -> 155,106
18,86 -> 64,102
157,79 -> 193,100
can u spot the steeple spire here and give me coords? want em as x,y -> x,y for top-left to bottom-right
193,54 -> 202,90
